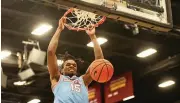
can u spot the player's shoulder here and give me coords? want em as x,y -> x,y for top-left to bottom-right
51,74 -> 60,82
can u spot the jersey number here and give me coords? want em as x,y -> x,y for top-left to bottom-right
71,84 -> 81,92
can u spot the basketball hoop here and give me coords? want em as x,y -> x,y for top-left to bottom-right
63,8 -> 106,31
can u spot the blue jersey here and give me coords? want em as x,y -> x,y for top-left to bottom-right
52,75 -> 89,103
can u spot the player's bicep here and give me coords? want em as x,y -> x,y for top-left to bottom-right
47,51 -> 60,80
82,68 -> 93,86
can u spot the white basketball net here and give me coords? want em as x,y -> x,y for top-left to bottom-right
65,8 -> 105,30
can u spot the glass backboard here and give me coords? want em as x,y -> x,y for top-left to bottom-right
55,0 -> 173,32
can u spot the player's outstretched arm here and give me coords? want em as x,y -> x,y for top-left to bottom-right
87,28 -> 104,60
47,17 -> 65,81
82,27 -> 104,86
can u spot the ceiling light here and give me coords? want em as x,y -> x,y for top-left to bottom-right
13,81 -> 26,86
14,80 -> 34,86
87,37 -> 107,47
27,99 -> 41,103
123,95 -> 135,101
1,50 -> 12,59
57,59 -> 64,66
176,29 -> 180,32
137,48 -> 157,58
31,24 -> 52,35
158,80 -> 175,88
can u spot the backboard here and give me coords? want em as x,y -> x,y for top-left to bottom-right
55,0 -> 173,32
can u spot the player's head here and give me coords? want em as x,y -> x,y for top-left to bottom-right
60,54 -> 77,77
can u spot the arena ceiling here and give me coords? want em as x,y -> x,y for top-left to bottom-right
1,0 -> 180,103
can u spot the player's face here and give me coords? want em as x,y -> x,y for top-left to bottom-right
62,60 -> 77,76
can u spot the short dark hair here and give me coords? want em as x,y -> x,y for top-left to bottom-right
58,52 -> 84,76
60,53 -> 76,70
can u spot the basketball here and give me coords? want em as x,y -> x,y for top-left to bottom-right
89,59 -> 114,83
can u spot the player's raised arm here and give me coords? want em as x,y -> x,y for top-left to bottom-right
87,28 -> 104,60
47,17 -> 65,81
82,27 -> 104,86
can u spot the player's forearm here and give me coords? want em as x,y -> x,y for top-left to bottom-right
48,28 -> 62,54
90,35 -> 104,59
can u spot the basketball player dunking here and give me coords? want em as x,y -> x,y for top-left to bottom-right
47,17 -> 104,103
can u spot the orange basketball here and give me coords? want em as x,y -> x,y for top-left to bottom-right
89,59 -> 114,83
